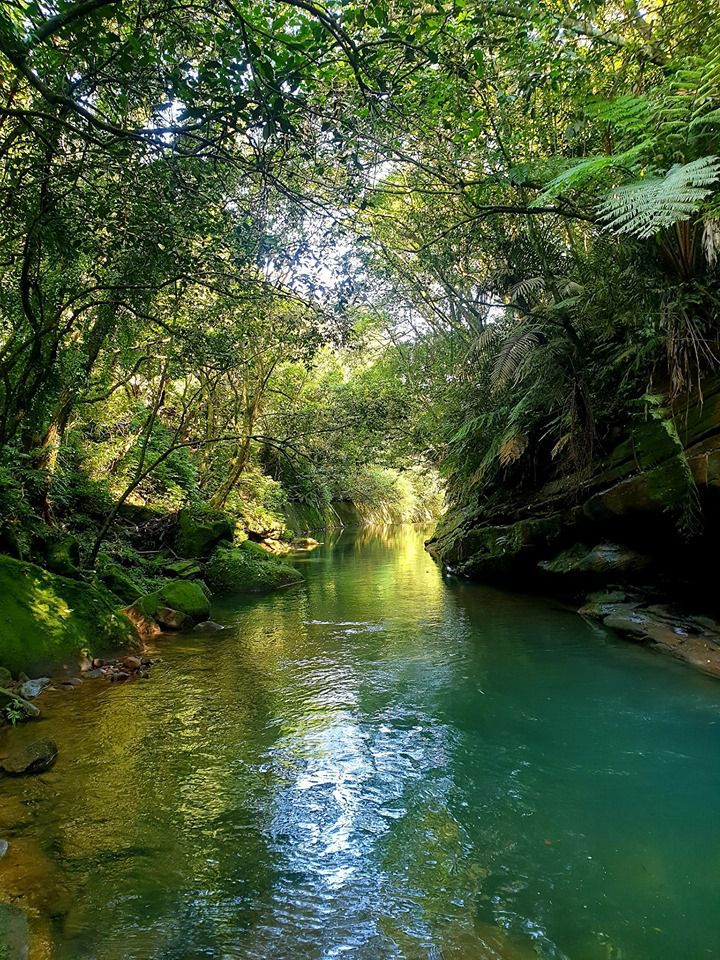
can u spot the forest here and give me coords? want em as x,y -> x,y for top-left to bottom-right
1,0 -> 720,955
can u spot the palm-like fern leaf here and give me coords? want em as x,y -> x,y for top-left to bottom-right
598,156 -> 720,238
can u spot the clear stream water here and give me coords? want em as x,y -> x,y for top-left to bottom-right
1,525 -> 720,960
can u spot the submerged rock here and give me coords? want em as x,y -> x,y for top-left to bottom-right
205,543 -> 303,595
193,620 -> 224,632
581,594 -> 720,678
0,737 -> 58,775
0,902 -> 29,960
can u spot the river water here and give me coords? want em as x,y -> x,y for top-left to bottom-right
1,524 -> 719,959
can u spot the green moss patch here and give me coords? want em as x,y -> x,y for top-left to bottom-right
137,579 -> 210,622
0,555 -> 137,674
175,507 -> 235,559
205,545 -> 303,595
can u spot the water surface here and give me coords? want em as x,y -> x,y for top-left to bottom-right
1,525 -> 719,959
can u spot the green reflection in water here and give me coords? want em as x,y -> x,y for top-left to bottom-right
1,524 -> 720,959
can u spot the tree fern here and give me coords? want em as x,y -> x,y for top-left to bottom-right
598,156 -> 720,238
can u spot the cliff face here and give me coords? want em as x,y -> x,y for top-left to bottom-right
427,377 -> 720,604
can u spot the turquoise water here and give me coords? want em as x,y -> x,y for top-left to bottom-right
1,524 -> 720,959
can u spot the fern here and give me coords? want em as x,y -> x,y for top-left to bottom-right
598,156 -> 720,238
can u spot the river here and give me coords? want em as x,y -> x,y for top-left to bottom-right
1,524 -> 719,959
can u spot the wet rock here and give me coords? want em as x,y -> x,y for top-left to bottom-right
61,677 -> 82,688
83,668 -> 105,679
123,602 -> 163,642
122,656 -> 142,671
18,677 -> 50,700
0,902 -> 29,959
193,620 -> 224,632
0,689 -> 40,721
154,606 -> 190,631
0,737 -> 58,775
0,839 -> 8,858
92,658 -> 105,668
110,671 -> 130,683
539,542 -> 651,580
291,537 -> 320,551
581,594 -> 720,678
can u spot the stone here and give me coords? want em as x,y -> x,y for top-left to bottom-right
291,537 -> 320,551
123,604 -> 163,642
45,535 -> 81,578
0,689 -> 40,721
205,545 -> 303,595
193,620 -> 224,632
0,555 -> 138,674
99,563 -> 144,603
162,559 -> 204,579
18,678 -> 50,700
111,671 -> 130,683
0,902 -> 29,960
136,580 -> 210,623
122,656 -> 142,671
175,507 -> 234,559
0,738 -> 58,775
83,668 -> 105,679
154,606 -> 190,631
539,542 -> 651,580
0,839 -> 8,858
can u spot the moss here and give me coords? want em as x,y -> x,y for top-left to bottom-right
137,579 -> 210,621
175,507 -> 235,558
98,563 -> 144,604
205,545 -> 303,595
162,559 -> 204,579
45,535 -> 81,578
0,555 -> 137,674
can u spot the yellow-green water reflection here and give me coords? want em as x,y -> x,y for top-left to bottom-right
1,524 -> 720,958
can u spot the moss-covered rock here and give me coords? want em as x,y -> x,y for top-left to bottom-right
137,579 -> 210,622
162,558 -> 204,579
175,507 -> 235,559
447,513 -> 572,579
205,544 -> 303,595
0,555 -> 137,674
98,563 -> 144,604
45,535 -> 81,578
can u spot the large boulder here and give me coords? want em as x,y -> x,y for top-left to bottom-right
175,507 -> 234,559
0,555 -> 137,674
205,543 -> 303,595
135,579 -> 210,624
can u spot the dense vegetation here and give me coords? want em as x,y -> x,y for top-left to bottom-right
1,0 -> 719,582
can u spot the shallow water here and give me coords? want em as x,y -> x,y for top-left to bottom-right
1,524 -> 720,959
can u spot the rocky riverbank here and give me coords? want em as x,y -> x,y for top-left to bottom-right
427,378 -> 720,678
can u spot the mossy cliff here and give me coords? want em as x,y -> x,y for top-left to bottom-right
427,377 -> 720,605
0,556 -> 137,674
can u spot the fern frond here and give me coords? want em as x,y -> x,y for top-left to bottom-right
598,156 -> 720,238
491,328 -> 545,391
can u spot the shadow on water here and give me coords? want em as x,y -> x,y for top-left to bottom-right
1,523 -> 720,959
